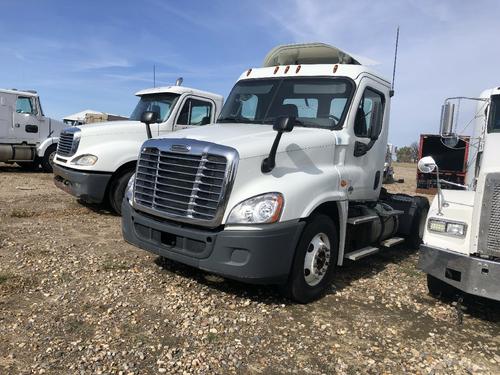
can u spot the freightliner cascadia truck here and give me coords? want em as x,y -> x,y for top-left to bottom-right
52,82 -> 223,214
122,43 -> 429,302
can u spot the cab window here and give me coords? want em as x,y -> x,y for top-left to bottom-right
16,97 -> 36,114
354,88 -> 384,138
177,99 -> 213,125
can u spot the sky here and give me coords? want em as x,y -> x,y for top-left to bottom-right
1,0 -> 499,147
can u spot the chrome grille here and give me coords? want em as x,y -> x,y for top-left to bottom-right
486,184 -> 500,255
57,127 -> 80,157
479,174 -> 500,258
133,139 -> 238,227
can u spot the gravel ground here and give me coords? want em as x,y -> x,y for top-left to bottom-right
1,163 -> 499,374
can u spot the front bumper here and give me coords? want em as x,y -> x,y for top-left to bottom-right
121,201 -> 305,284
419,244 -> 500,301
53,164 -> 112,204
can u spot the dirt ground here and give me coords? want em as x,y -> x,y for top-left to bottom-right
1,162 -> 499,374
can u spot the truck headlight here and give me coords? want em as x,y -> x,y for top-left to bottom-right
227,193 -> 284,224
125,173 -> 135,205
428,218 -> 467,237
71,154 -> 98,166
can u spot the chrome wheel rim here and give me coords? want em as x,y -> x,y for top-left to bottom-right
303,232 -> 331,286
49,151 -> 56,166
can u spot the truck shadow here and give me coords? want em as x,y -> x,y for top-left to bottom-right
0,165 -> 44,174
153,244 -> 421,307
76,199 -> 117,216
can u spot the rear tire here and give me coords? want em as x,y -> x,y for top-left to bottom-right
406,196 -> 429,249
108,169 -> 134,215
427,274 -> 456,299
283,214 -> 338,303
41,144 -> 57,173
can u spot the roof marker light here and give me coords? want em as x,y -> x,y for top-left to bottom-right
333,64 -> 338,73
296,65 -> 301,73
284,65 -> 290,74
246,68 -> 252,76
274,66 -> 279,74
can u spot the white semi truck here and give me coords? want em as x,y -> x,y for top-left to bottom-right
122,43 -> 429,303
418,88 -> 500,301
52,83 -> 223,214
0,88 -> 66,172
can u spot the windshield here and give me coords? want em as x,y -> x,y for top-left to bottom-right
218,77 -> 354,128
130,93 -> 180,122
488,94 -> 500,133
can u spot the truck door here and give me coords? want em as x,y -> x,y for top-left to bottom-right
12,96 -> 42,143
344,80 -> 389,200
173,96 -> 215,131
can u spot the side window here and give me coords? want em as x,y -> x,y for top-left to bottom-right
283,98 -> 318,118
354,88 -> 385,138
177,99 -> 213,125
16,97 -> 35,114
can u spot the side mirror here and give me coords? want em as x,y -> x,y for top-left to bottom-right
440,102 -> 455,135
141,111 -> 159,125
140,111 -> 159,139
273,116 -> 295,133
417,156 -> 437,174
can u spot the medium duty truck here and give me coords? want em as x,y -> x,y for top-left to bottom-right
122,43 -> 429,303
418,88 -> 500,302
53,83 -> 223,214
0,88 -> 66,172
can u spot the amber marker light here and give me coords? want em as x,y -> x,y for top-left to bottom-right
333,64 -> 338,73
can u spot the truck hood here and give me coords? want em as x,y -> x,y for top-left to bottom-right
76,120 -> 145,137
164,123 -> 336,159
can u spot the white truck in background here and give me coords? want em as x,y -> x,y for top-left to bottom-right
418,88 -> 500,301
0,88 -> 66,172
53,82 -> 223,214
122,43 -> 429,303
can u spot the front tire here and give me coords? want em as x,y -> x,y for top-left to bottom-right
427,274 -> 457,299
108,169 -> 134,215
41,144 -> 57,173
284,214 -> 338,303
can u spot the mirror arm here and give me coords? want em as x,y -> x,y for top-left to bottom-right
145,123 -> 152,139
261,132 -> 283,173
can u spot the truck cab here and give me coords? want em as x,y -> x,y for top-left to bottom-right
52,84 -> 223,214
122,43 -> 428,302
0,88 -> 66,172
419,88 -> 500,301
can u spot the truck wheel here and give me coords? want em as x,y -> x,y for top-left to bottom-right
406,196 -> 429,249
284,214 -> 338,303
41,144 -> 57,173
108,169 -> 134,215
427,275 -> 457,299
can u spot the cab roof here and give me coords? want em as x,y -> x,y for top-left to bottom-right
135,85 -> 223,101
240,43 -> 390,87
0,88 -> 38,97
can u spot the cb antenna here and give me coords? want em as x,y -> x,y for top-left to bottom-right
390,26 -> 399,97
153,64 -> 156,88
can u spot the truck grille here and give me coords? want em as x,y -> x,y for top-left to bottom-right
479,174 -> 500,258
57,128 -> 80,157
133,139 -> 238,227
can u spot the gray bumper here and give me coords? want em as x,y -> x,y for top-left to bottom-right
121,201 -> 305,284
419,245 -> 500,301
53,164 -> 112,204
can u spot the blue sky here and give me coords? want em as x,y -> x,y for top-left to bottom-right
1,0 -> 499,146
